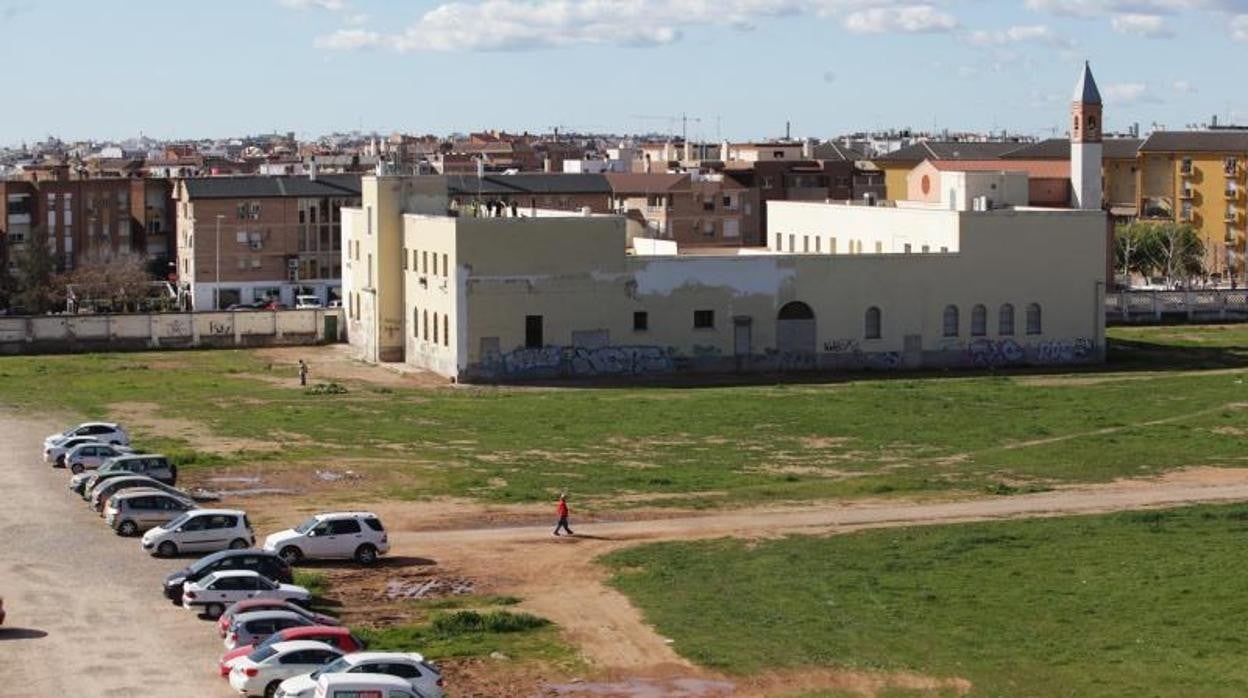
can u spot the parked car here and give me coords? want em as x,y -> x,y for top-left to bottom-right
263,512 -> 389,565
165,549 -> 294,605
43,422 -> 130,450
275,652 -> 444,698
64,442 -> 135,474
304,673 -> 429,698
143,509 -> 254,558
325,299 -> 342,309
228,640 -> 343,697
218,599 -> 337,638
294,295 -> 323,309
219,627 -> 364,677
105,489 -> 196,536
45,436 -> 111,467
75,454 -> 177,497
182,570 -> 309,619
225,610 -> 316,651
91,476 -> 188,514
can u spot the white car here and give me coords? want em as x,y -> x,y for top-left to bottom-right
182,570 -> 310,619
276,652 -> 444,698
305,673 -> 429,698
44,436 -> 109,466
229,640 -> 343,697
295,295 -> 323,309
264,512 -> 389,565
44,422 -> 130,450
142,509 -> 254,557
63,442 -> 135,474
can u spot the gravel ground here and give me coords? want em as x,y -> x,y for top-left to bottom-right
0,413 -> 234,696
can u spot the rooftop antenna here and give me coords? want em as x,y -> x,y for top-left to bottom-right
786,121 -> 791,141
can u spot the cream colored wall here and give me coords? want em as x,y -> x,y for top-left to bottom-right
1104,158 -> 1137,207
402,215 -> 459,376
766,201 -> 961,254
905,161 -> 943,204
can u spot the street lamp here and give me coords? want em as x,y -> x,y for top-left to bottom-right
214,214 -> 224,310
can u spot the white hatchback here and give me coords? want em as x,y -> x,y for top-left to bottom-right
307,673 -> 428,698
142,509 -> 254,557
44,422 -> 130,450
263,512 -> 389,565
229,640 -> 343,697
182,570 -> 310,619
275,652 -> 444,698
63,442 -> 134,474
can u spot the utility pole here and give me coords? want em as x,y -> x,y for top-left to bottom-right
214,214 -> 224,310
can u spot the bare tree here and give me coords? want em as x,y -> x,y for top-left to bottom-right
65,250 -> 155,313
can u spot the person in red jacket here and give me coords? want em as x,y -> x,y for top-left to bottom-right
553,493 -> 574,536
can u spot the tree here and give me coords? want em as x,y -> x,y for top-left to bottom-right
14,226 -> 64,314
1115,221 -> 1205,285
65,250 -> 157,313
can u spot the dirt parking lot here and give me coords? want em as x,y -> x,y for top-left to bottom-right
0,412 -> 235,696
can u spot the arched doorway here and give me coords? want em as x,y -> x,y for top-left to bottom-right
777,301 -> 816,355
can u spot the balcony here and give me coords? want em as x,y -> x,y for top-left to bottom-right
1226,208 -> 1239,223
1179,188 -> 1195,200
1180,161 -> 1195,175
1227,188 -> 1240,201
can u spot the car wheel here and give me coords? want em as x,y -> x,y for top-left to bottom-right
228,538 -> 248,550
205,602 -> 225,619
70,463 -> 84,474
354,544 -> 378,565
157,541 -> 177,557
279,546 -> 303,564
264,680 -> 282,698
117,520 -> 138,537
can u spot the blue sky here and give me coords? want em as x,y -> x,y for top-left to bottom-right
2,0 -> 1247,146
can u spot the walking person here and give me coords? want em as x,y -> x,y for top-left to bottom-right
298,359 -> 309,387
553,493 -> 574,536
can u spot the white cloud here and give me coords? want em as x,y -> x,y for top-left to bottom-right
842,5 -> 958,33
1172,79 -> 1196,93
1103,82 -> 1163,105
345,12 -> 369,25
1026,0 -> 1248,16
1233,13 -> 1248,40
279,0 -> 346,9
1110,13 -> 1173,36
312,1 -> 962,52
968,24 -> 1072,46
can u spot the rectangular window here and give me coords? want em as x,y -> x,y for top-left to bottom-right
433,313 -> 439,343
442,253 -> 449,277
904,243 -> 912,253
774,233 -> 782,249
525,315 -> 543,348
634,311 -> 648,331
803,236 -> 809,252
693,310 -> 714,329
432,253 -> 438,276
367,253 -> 373,288
788,234 -> 795,252
875,241 -> 883,253
403,248 -> 409,270
444,314 -> 450,347
423,310 -> 429,340
422,251 -> 428,274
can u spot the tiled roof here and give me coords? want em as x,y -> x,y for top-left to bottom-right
182,175 -> 361,199
1139,131 -> 1248,153
1000,137 -> 1142,161
875,141 -> 1025,163
812,142 -> 867,161
925,159 -> 1070,178
603,173 -> 688,193
445,173 -> 612,196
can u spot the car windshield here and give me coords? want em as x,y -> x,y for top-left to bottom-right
165,512 -> 193,531
255,629 -> 295,651
294,517 -> 320,534
247,645 -> 279,663
310,655 -> 352,679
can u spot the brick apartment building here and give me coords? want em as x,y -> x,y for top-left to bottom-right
606,172 -> 762,246
175,175 -> 360,309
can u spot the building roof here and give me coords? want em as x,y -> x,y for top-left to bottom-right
924,159 -> 1071,178
445,173 -> 612,196
1073,61 -> 1102,105
182,174 -> 361,199
812,142 -> 867,161
1139,131 -> 1248,153
603,173 -> 689,192
875,141 -> 1026,163
999,137 -> 1143,161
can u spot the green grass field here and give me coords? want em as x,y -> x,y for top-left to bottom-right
601,504 -> 1248,697
5,326 -> 1248,507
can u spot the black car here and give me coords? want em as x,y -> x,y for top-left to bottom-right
162,549 -> 293,604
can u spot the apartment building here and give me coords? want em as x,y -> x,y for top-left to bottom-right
174,175 -> 359,309
606,172 -> 760,246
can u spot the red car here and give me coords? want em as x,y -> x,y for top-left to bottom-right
217,598 -> 339,638
218,626 -> 365,677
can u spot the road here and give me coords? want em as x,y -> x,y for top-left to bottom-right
0,413 -> 231,696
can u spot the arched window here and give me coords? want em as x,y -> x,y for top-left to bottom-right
971,304 -> 987,337
942,305 -> 959,337
1026,303 -> 1042,335
999,304 -> 1015,336
865,306 -> 881,339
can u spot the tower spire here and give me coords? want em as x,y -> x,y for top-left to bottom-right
1070,61 -> 1103,210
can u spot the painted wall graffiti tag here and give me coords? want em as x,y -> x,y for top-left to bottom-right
491,345 -> 674,378
966,338 -> 1025,368
1032,337 -> 1094,364
865,351 -> 902,369
823,339 -> 859,354
208,321 -> 231,336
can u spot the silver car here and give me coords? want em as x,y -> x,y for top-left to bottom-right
225,610 -> 315,651
106,489 -> 196,536
64,442 -> 134,474
90,476 -> 188,514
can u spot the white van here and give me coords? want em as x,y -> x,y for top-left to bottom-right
295,295 -> 323,309
313,673 -> 425,698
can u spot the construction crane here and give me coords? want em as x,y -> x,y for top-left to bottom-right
628,113 -> 702,141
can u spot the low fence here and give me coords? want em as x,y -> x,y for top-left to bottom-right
0,308 -> 344,355
1106,289 -> 1248,324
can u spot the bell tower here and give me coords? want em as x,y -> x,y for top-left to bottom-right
1071,61 -> 1103,210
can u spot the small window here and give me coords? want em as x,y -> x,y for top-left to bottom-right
971,304 -> 987,337
634,311 -> 648,332
865,307 -> 881,340
774,233 -> 782,249
329,519 -> 361,535
422,251 -> 428,274
1026,303 -> 1042,335
413,307 -> 419,338
432,253 -> 438,275
433,314 -> 439,344
442,253 -> 449,277
363,517 -> 385,532
999,304 -> 1015,336
693,310 -> 715,329
444,314 -> 450,347
525,315 -> 543,348
942,305 -> 959,337
788,234 -> 795,251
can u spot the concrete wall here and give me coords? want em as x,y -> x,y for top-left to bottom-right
767,201 -> 961,255
0,309 -> 344,355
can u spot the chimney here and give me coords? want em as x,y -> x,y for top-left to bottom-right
1212,114 -> 1219,128
802,140 -> 813,159
785,121 -> 791,141
683,140 -> 692,161
720,140 -> 730,162
308,156 -> 318,181
543,157 -> 552,173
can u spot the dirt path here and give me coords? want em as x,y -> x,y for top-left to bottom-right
0,412 -> 232,696
390,466 -> 1248,693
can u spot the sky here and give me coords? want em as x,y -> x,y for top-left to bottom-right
2,0 -> 1247,146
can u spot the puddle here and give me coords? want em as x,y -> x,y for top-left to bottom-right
546,678 -> 736,697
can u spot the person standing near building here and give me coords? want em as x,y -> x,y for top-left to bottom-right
298,359 -> 309,387
553,493 -> 574,536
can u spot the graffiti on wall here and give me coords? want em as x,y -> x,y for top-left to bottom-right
490,345 -> 675,378
208,321 -> 231,336
823,339 -> 859,354
865,351 -> 902,369
966,338 -> 1025,368
1032,337 -> 1094,364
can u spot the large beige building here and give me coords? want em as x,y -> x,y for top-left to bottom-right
341,174 -> 1107,381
